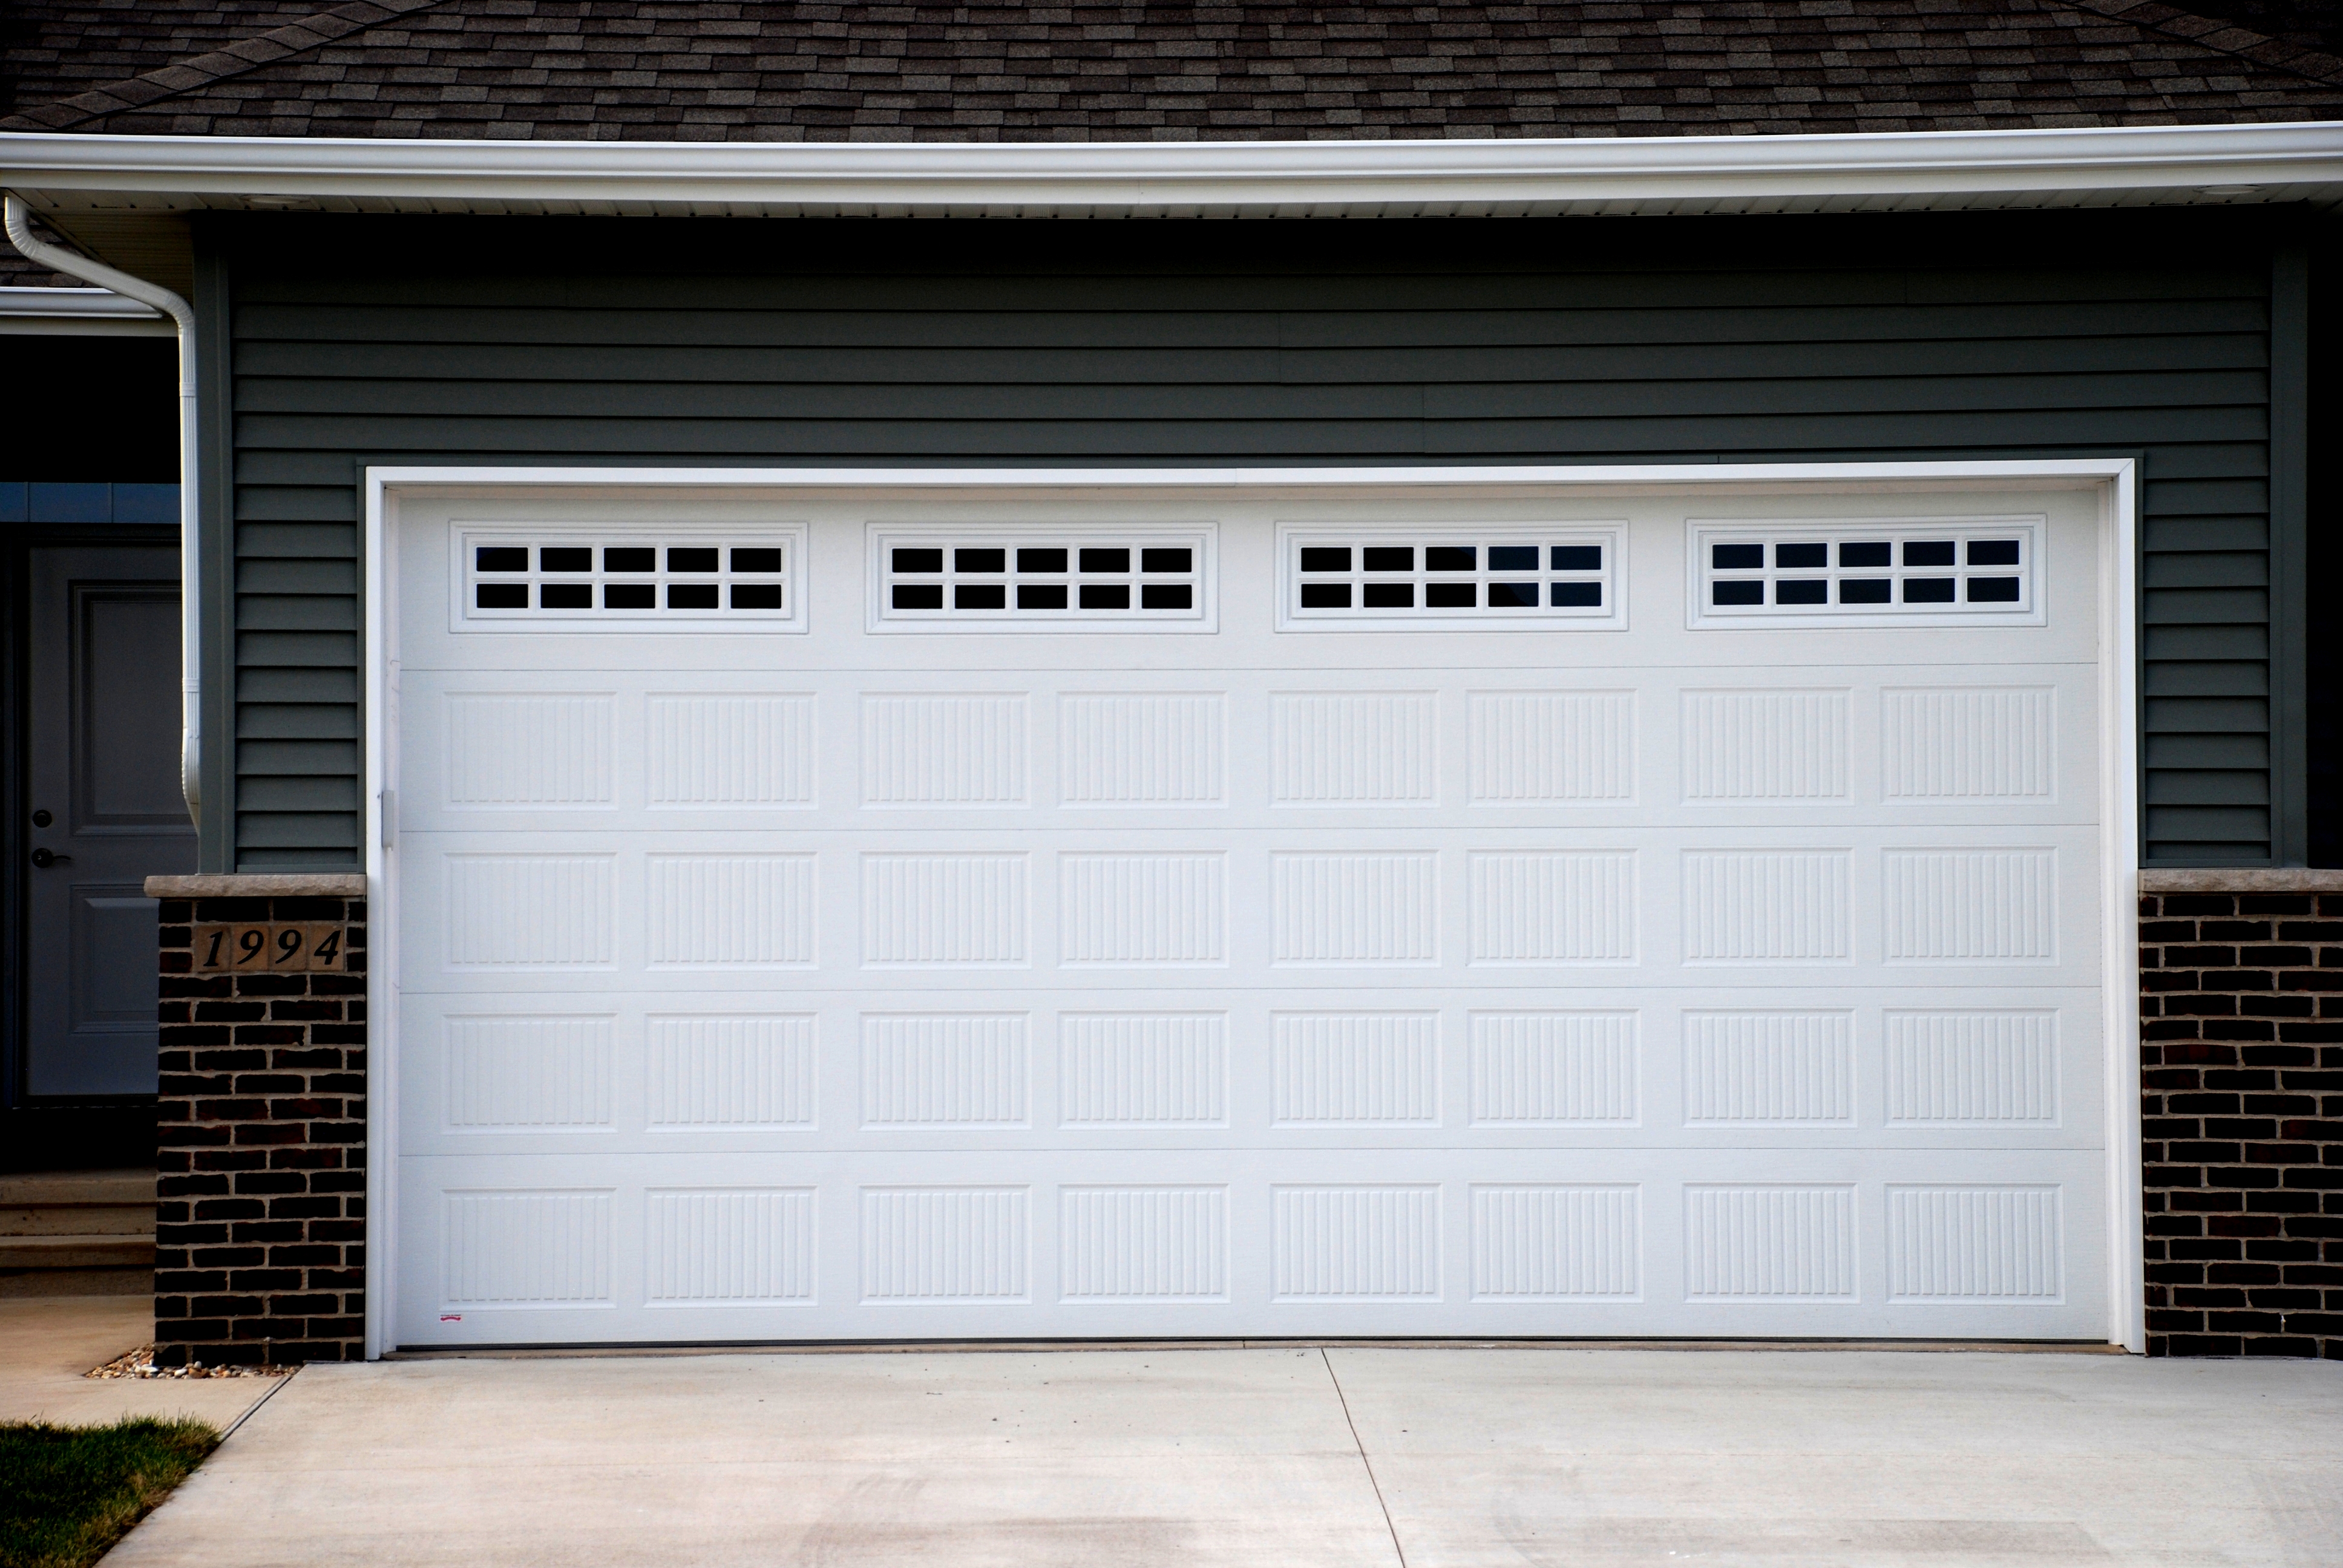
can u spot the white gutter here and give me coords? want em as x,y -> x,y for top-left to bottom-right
5,195 -> 200,823
3,120 -> 2341,214
0,285 -> 172,335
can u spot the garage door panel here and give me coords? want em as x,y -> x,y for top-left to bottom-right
393,488 -> 2114,1347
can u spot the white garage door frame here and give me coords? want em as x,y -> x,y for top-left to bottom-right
358,457 -> 2143,1359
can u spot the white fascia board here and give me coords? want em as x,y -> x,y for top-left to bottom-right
6,121 -> 2342,215
0,284 -> 170,334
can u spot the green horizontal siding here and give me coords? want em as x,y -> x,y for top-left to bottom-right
217,212 -> 2289,869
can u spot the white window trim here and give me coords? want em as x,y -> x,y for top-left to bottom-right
1277,522 -> 1626,632
1686,515 -> 2046,629
362,458 -> 2143,1359
866,522 -> 1217,632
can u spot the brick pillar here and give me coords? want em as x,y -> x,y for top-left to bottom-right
148,874 -> 368,1367
2139,870 -> 2343,1360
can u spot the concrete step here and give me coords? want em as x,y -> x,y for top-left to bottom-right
0,1264 -> 154,1298
0,1169 -> 155,1208
0,1203 -> 156,1238
0,1234 -> 157,1271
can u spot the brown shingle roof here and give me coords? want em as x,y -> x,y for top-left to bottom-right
4,0 -> 2341,142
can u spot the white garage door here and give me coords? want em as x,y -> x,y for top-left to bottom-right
386,479 -> 2112,1347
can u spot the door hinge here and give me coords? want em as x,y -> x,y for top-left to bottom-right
379,789 -> 396,850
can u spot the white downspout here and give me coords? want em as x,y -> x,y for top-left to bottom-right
5,194 -> 201,823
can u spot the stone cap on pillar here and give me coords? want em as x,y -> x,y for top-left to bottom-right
2138,869 -> 2343,893
144,873 -> 369,898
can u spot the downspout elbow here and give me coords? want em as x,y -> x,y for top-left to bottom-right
4,194 -> 202,822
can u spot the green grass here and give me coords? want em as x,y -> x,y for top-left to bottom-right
0,1419 -> 219,1568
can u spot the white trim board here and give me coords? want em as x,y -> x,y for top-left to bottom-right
0,286 -> 170,336
361,458 -> 2145,1357
11,121 -> 2342,219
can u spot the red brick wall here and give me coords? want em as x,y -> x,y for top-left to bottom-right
153,892 -> 367,1367
2140,887 -> 2343,1359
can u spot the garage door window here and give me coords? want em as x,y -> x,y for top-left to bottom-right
1691,518 -> 2041,627
1282,528 -> 1622,629
871,529 -> 1212,629
460,530 -> 804,630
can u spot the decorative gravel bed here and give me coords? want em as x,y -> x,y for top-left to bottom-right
84,1347 -> 287,1381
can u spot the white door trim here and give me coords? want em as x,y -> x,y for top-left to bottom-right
361,458 -> 2144,1358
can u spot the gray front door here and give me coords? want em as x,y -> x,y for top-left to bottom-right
25,545 -> 194,1097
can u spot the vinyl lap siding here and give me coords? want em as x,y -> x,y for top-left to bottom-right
221,217 -> 2276,869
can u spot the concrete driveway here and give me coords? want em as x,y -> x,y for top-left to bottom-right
102,1345 -> 2343,1568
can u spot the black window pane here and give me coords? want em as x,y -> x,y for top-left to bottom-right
1904,578 -> 1956,603
1775,542 -> 1827,569
891,583 -> 944,610
1017,584 -> 1068,610
1299,583 -> 1351,609
1838,579 -> 1891,604
731,547 -> 783,574
1838,541 -> 1892,569
1775,579 -> 1828,605
1424,545 -> 1476,572
955,548 -> 1006,573
1079,548 -> 1130,574
1363,546 -> 1413,572
604,583 -> 656,609
1362,583 -> 1414,609
1488,545 -> 1539,572
1967,576 -> 2022,603
1712,543 -> 1765,570
540,547 -> 592,573
1712,580 -> 1765,606
476,546 -> 529,573
892,547 -> 944,573
1080,583 -> 1131,610
474,583 -> 527,609
667,583 -> 719,609
1017,548 -> 1067,573
539,583 -> 592,609
1968,539 -> 2022,566
1903,540 -> 1956,567
667,547 -> 719,573
604,547 -> 655,573
1549,545 -> 1602,571
1550,581 -> 1602,607
1140,583 -> 1192,610
731,583 -> 784,610
1425,582 -> 1476,608
1140,547 -> 1192,573
1486,581 -> 1541,607
955,583 -> 1007,610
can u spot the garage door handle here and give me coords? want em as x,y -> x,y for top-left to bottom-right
29,848 -> 70,868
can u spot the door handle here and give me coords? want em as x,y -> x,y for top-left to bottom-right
29,848 -> 70,868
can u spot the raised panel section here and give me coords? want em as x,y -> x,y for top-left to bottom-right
646,693 -> 816,808
1680,689 -> 1848,801
442,1190 -> 611,1307
444,854 -> 613,969
861,854 -> 1029,968
1682,1011 -> 1855,1125
645,1014 -> 818,1129
1885,1011 -> 2060,1125
1468,850 -> 1637,964
1883,687 -> 2056,802
1469,1011 -> 1639,1125
1681,850 -> 1849,963
646,854 -> 816,968
1683,1186 -> 1857,1301
1888,1186 -> 2063,1302
444,1014 -> 612,1130
1059,1013 -> 1228,1128
444,692 -> 613,808
1271,1013 -> 1440,1126
1469,690 -> 1636,804
1470,1186 -> 1642,1301
860,1187 -> 1029,1303
1060,1187 -> 1229,1302
1270,691 -> 1438,806
860,692 -> 1028,807
1273,1186 -> 1442,1301
1058,692 -> 1225,806
1884,849 -> 2058,961
646,1189 -> 817,1305
1059,852 -> 1227,966
861,1013 -> 1029,1128
1271,852 -> 1439,966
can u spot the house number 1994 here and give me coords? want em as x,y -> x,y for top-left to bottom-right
192,923 -> 349,973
